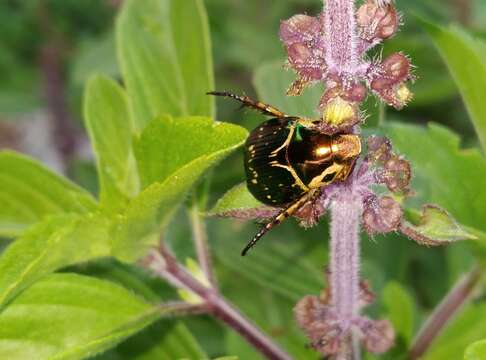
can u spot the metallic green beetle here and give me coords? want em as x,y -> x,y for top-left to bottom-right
209,92 -> 361,255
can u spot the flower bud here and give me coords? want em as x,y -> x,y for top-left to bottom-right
375,83 -> 414,109
395,83 -> 413,104
383,53 -> 411,83
286,42 -> 325,81
321,80 -> 368,105
344,82 -> 368,103
361,319 -> 395,353
358,279 -> 376,307
294,296 -> 342,355
372,53 -> 411,91
383,154 -> 412,192
371,53 -> 413,109
367,136 -> 392,163
357,0 -> 399,41
280,14 -> 327,86
280,14 -> 322,45
363,195 -> 403,234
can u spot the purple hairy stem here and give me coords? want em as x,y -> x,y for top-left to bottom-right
324,0 -> 359,75
330,196 -> 362,328
145,245 -> 293,360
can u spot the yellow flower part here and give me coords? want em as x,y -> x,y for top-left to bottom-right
323,97 -> 357,126
395,83 -> 413,105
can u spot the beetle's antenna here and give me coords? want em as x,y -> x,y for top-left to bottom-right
207,91 -> 290,118
242,218 -> 279,256
241,192 -> 314,256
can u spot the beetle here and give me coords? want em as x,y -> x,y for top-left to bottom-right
208,91 -> 361,255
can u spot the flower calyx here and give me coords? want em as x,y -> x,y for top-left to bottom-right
294,272 -> 395,356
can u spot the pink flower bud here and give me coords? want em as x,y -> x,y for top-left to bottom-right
294,295 -> 342,355
374,83 -> 414,109
280,14 -> 327,85
344,82 -> 368,103
367,136 -> 392,163
357,0 -> 399,41
370,53 -> 413,108
383,154 -> 412,192
280,14 -> 322,45
372,53 -> 411,90
321,80 -> 367,105
361,319 -> 395,353
286,42 -> 325,81
363,195 -> 403,234
358,279 -> 376,307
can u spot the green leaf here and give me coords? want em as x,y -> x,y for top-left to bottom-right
402,205 -> 477,245
385,122 -> 486,234
423,303 -> 486,360
117,0 -> 215,132
73,259 -> 168,302
99,320 -> 207,360
73,260 -> 207,360
113,116 -> 247,261
0,273 -> 159,360
421,19 -> 486,152
253,61 -> 324,118
84,75 -> 139,210
0,214 -> 110,309
0,152 -> 97,237
382,282 -> 415,345
71,32 -> 119,86
464,339 -> 486,360
134,116 -> 247,188
210,183 -> 263,216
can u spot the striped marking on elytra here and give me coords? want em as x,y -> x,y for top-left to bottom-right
270,163 -> 308,191
270,124 -> 296,156
307,162 -> 344,189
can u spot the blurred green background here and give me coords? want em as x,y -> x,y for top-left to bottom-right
0,0 -> 485,359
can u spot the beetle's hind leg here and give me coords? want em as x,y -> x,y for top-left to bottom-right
207,91 -> 289,118
241,190 -> 318,256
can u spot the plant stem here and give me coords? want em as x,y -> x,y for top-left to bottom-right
378,101 -> 386,127
38,1 -> 80,167
323,0 -> 358,75
189,202 -> 215,286
453,0 -> 472,25
146,246 -> 293,360
409,266 -> 482,359
330,194 -> 363,359
156,301 -> 209,317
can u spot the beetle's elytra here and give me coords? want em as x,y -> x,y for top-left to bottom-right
208,91 -> 361,255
